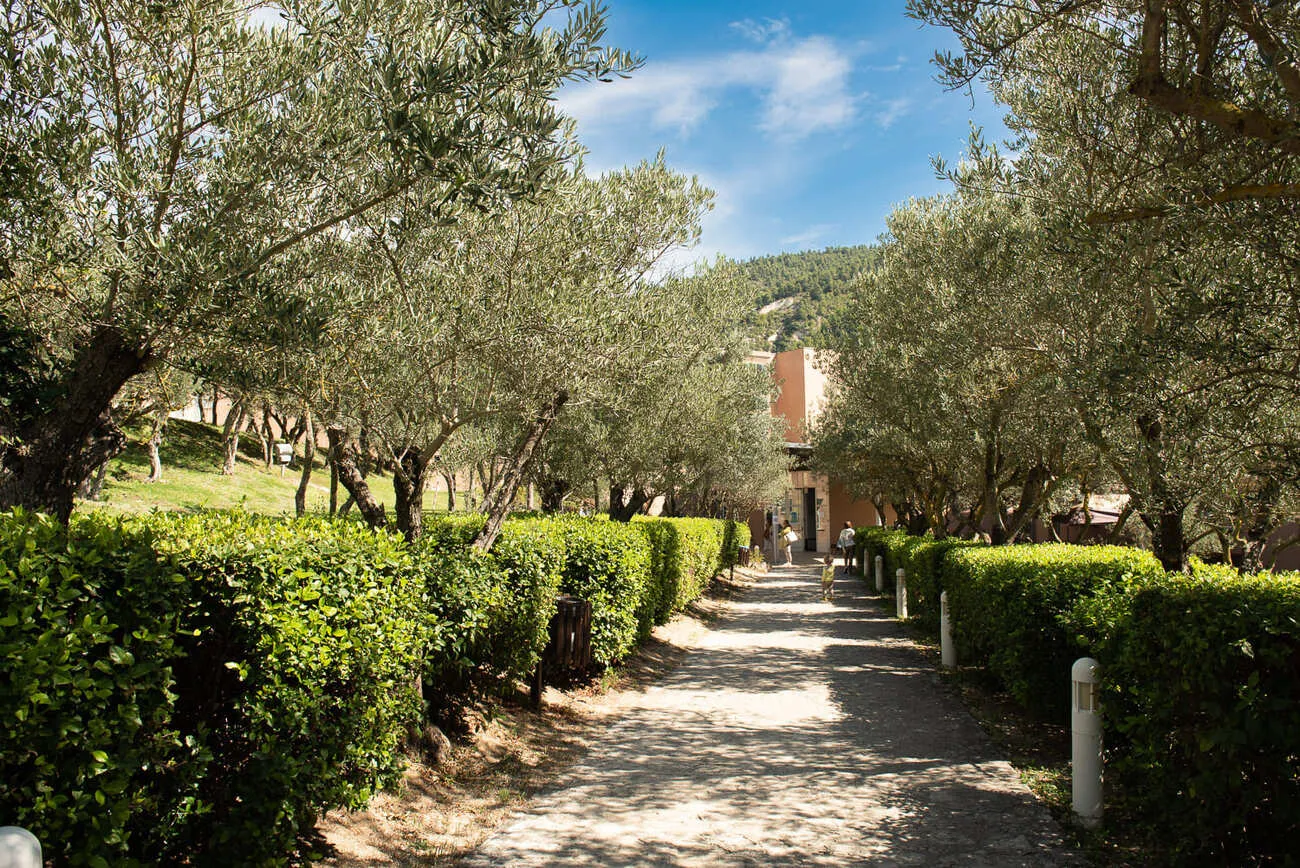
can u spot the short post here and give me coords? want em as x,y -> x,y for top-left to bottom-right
1071,657 -> 1103,828
895,568 -> 908,619
0,827 -> 41,868
874,555 -> 884,593
940,591 -> 955,669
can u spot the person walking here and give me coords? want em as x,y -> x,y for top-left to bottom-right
778,519 -> 797,566
836,521 -> 856,575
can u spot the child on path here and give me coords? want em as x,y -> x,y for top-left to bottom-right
820,553 -> 835,601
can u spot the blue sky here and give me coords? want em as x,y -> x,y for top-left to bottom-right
557,1 -> 1010,267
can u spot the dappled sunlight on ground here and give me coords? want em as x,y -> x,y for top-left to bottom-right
464,556 -> 1082,867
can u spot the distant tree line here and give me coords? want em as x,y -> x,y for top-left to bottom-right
737,245 -> 881,352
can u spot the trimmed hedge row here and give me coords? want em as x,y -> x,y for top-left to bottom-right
853,527 -> 1300,863
1,508 -> 746,865
1096,566 -> 1300,862
943,542 -> 1164,715
423,513 -> 746,667
1,511 -> 200,866
2,510 -> 431,865
853,527 -> 976,630
635,516 -> 749,629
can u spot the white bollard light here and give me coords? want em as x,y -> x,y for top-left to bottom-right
1071,657 -> 1103,828
0,827 -> 42,868
940,591 -> 955,669
895,568 -> 908,619
874,555 -> 884,593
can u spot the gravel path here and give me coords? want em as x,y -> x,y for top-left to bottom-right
464,556 -> 1084,867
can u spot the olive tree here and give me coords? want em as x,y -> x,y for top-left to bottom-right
0,0 -> 636,520
322,158 -> 714,544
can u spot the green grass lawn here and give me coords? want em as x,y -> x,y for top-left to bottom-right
87,418 -> 400,516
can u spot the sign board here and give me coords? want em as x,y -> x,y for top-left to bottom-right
274,443 -> 294,466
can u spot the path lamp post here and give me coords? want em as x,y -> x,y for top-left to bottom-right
0,827 -> 41,868
895,568 -> 908,619
1071,657 -> 1103,828
874,555 -> 883,593
940,591 -> 955,668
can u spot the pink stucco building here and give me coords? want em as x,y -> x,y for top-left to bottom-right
747,348 -> 883,555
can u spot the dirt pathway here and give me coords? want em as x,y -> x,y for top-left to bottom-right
462,555 -> 1083,867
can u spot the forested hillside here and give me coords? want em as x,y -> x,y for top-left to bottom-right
738,245 -> 880,352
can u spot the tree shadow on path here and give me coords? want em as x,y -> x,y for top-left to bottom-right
463,557 -> 1085,867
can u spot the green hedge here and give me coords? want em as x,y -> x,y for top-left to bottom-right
939,543 -> 1164,716
1095,568 -> 1300,863
1,510 -> 431,865
138,512 -> 432,864
851,528 -> 1300,862
852,528 -> 974,630
635,517 -> 748,629
0,511 -> 199,866
553,516 -> 651,665
421,512 -> 744,671
900,535 -> 976,631
418,514 -> 563,699
856,526 -> 905,580
1,506 -> 742,864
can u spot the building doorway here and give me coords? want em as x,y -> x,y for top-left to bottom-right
802,488 -> 817,551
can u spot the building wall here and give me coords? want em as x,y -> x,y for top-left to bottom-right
749,347 -> 880,558
771,350 -> 808,443
829,481 -> 883,532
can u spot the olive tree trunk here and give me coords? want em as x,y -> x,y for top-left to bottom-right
472,391 -> 568,551
0,326 -> 143,521
294,410 -> 315,516
393,446 -> 433,542
328,426 -> 387,529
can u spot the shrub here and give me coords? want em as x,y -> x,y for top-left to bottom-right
480,518 -> 566,680
942,543 -> 1163,716
554,516 -> 651,666
855,527 -> 909,586
2,510 -> 431,865
1097,569 -> 1300,863
634,517 -> 745,630
898,535 -> 979,630
417,516 -> 564,712
138,512 -> 432,864
720,518 -> 750,568
0,510 -> 199,866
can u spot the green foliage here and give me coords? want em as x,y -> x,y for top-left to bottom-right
853,527 -> 974,628
737,245 -> 881,351
721,519 -> 751,567
1096,570 -> 1300,863
901,535 -> 979,630
1,509 -> 430,864
855,527 -> 907,578
941,543 -> 1164,716
634,517 -> 749,630
866,531 -> 1300,863
418,514 -> 564,709
138,512 -> 431,864
1,506 -> 737,863
0,510 -> 199,866
553,516 -> 651,666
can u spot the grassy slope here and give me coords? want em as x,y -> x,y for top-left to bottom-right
88,418 -> 400,516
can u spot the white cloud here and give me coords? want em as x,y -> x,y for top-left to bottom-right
779,224 -> 836,248
873,97 -> 913,130
730,17 -> 791,45
761,37 -> 856,139
557,34 -> 858,142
